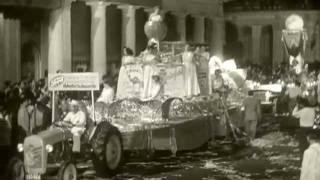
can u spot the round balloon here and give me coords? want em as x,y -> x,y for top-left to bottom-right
144,20 -> 167,41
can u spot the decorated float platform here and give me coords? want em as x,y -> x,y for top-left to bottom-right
104,92 -> 246,154
107,8 -> 249,154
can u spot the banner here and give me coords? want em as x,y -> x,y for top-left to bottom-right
197,58 -> 209,95
160,65 -> 185,97
117,64 -> 186,98
48,73 -> 100,91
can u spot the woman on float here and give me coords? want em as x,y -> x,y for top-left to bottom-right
141,41 -> 160,99
182,44 -> 200,96
141,75 -> 163,101
116,47 -> 135,99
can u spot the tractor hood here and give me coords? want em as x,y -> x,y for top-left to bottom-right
37,127 -> 72,145
23,128 -> 72,174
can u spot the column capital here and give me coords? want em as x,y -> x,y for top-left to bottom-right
209,17 -> 225,23
117,4 -> 139,11
170,11 -> 187,18
61,0 -> 75,7
191,13 -> 206,19
251,24 -> 262,33
86,1 -> 112,7
143,7 -> 168,15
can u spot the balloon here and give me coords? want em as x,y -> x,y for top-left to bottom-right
144,19 -> 167,41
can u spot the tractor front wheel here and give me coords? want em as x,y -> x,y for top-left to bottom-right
57,161 -> 78,180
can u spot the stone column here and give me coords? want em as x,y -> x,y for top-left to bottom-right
172,12 -> 187,42
305,16 -> 317,63
48,0 -> 73,73
210,17 -> 225,59
252,25 -> 262,64
40,20 -> 49,78
272,22 -> 283,68
193,14 -> 205,43
88,2 -> 109,78
119,5 -> 137,53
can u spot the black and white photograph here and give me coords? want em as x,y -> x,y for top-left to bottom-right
1,0 -> 320,179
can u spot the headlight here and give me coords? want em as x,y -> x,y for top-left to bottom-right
46,144 -> 53,153
17,143 -> 23,152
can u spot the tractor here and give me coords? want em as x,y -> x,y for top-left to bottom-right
7,107 -> 123,180
6,73 -> 124,180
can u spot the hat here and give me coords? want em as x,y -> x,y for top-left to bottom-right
70,100 -> 79,106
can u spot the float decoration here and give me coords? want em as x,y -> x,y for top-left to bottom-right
144,7 -> 167,42
282,14 -> 308,74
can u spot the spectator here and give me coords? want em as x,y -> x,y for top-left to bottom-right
286,80 -> 302,113
243,90 -> 262,140
292,97 -> 316,159
300,129 -> 320,180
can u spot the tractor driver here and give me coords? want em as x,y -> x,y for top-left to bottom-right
62,100 -> 86,153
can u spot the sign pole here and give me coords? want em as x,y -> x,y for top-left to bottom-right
91,90 -> 95,122
52,90 -> 55,123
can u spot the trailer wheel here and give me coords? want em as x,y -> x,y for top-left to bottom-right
6,157 -> 25,180
58,161 -> 77,180
91,122 -> 123,177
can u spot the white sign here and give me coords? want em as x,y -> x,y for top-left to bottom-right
48,73 -> 100,91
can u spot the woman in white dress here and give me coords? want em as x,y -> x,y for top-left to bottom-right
182,44 -> 200,96
142,43 -> 159,99
116,47 -> 135,99
97,77 -> 115,105
141,75 -> 163,101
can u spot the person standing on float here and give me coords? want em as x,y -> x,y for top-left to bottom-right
116,47 -> 135,99
97,77 -> 115,105
182,44 -> 200,96
141,43 -> 159,99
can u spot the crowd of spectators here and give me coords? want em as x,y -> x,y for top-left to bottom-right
0,71 -> 119,151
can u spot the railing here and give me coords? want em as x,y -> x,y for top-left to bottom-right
224,0 -> 320,12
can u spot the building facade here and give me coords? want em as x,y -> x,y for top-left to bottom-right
224,0 -> 320,68
0,0 -> 225,83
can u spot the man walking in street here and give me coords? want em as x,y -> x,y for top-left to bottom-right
243,91 -> 261,140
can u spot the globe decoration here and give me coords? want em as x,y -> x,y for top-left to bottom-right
144,8 -> 167,42
282,14 -> 308,74
285,14 -> 304,31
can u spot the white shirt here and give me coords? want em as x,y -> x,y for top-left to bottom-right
292,106 -> 315,127
97,86 -> 114,104
209,56 -> 223,75
286,86 -> 301,98
300,143 -> 320,180
63,111 -> 86,128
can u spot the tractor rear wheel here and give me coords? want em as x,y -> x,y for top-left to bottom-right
91,122 -> 123,177
57,161 -> 78,180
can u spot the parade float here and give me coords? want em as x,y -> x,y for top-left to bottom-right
108,7 -> 248,157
